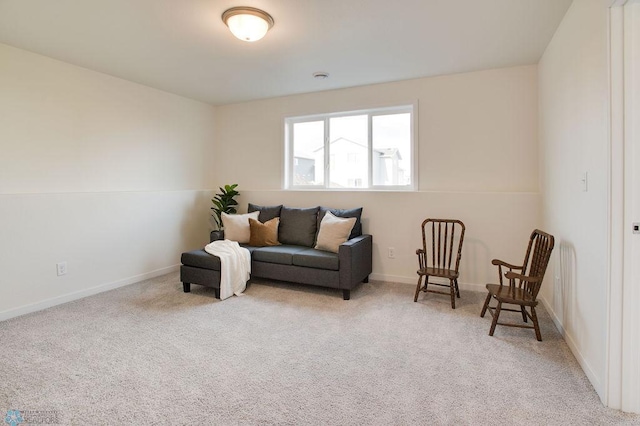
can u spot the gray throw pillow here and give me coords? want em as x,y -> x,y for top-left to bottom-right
279,206 -> 320,247
317,207 -> 363,240
248,203 -> 283,222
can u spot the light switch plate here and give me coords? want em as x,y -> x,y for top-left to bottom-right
581,172 -> 588,192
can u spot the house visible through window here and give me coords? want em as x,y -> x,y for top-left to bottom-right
285,104 -> 415,190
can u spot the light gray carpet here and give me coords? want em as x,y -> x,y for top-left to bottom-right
1,273 -> 638,425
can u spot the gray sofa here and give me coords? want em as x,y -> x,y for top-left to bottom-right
180,204 -> 373,300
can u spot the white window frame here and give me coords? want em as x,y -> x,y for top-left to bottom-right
284,103 -> 417,191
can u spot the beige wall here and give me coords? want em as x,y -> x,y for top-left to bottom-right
538,0 -> 610,399
0,44 -> 215,318
0,44 -> 214,193
214,65 -> 541,289
215,65 -> 539,192
0,45 -> 541,325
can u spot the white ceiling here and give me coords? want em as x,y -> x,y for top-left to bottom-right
0,0 -> 572,106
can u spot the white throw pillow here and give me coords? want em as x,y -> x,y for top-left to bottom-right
222,211 -> 260,244
314,211 -> 357,253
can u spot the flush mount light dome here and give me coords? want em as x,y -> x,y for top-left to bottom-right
222,7 -> 274,42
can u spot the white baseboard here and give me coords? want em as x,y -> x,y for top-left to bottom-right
0,265 -> 179,322
368,273 -> 486,292
539,296 -> 603,400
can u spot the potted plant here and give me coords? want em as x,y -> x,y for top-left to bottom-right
211,184 -> 240,231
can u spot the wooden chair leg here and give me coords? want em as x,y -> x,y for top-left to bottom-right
450,279 -> 456,309
531,306 -> 542,341
521,306 -> 528,323
489,302 -> 502,336
413,275 -> 423,302
454,279 -> 460,298
480,293 -> 492,317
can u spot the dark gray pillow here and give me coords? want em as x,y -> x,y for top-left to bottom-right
248,203 -> 283,222
318,207 -> 363,240
279,206 -> 320,247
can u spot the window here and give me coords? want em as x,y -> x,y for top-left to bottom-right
285,104 -> 415,190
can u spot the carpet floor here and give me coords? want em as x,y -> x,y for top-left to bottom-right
1,273 -> 638,425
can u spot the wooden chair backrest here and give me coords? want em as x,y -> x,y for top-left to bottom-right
520,229 -> 555,299
420,219 -> 466,273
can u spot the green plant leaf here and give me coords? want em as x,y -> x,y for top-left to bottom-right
211,184 -> 240,230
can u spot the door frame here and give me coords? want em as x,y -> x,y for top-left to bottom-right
607,0 -> 640,413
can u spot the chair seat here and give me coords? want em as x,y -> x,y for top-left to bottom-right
418,267 -> 459,279
486,283 -> 537,306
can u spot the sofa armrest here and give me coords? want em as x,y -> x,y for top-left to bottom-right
339,234 -> 373,290
210,230 -> 224,242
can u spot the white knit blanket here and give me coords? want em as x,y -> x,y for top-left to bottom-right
204,240 -> 251,300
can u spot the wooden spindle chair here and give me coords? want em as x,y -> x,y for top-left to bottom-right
414,219 -> 466,309
480,229 -> 555,341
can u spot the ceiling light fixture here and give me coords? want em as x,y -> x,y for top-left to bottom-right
313,72 -> 330,79
222,7 -> 274,42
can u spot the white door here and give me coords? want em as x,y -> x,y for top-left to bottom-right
622,0 -> 640,413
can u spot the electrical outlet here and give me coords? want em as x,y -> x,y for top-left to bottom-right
388,247 -> 395,259
56,262 -> 67,276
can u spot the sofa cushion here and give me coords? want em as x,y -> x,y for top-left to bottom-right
251,245 -> 307,265
318,207 -> 363,240
222,211 -> 260,243
315,211 -> 357,253
249,217 -> 280,247
248,203 -> 283,222
239,244 -> 260,254
292,248 -> 340,271
278,206 -> 319,247
181,249 -> 221,271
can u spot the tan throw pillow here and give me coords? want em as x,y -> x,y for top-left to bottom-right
249,217 -> 280,247
222,211 -> 260,243
314,211 -> 357,253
